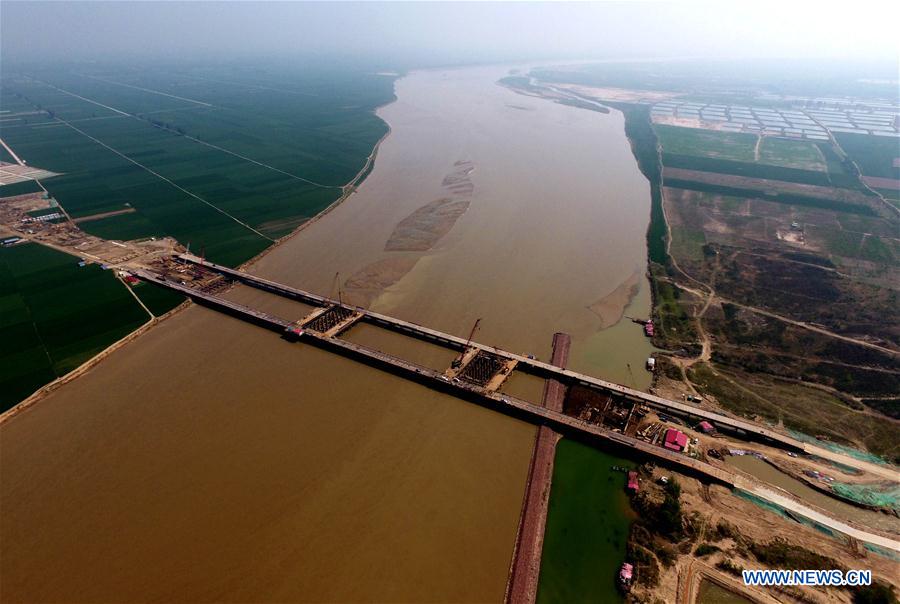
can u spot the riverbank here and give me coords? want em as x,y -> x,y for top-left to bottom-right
240,115 -> 396,273
0,80 -> 400,418
0,299 -> 187,425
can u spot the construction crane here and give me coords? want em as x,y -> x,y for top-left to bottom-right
451,318 -> 481,369
331,272 -> 344,306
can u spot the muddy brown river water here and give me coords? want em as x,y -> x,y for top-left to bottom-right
1,65 -> 655,602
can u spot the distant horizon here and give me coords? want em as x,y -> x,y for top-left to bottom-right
3,1 -> 899,67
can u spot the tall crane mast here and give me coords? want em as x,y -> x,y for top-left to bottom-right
452,318 -> 481,369
332,272 -> 343,306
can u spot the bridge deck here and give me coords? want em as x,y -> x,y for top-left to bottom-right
133,266 -> 900,553
177,254 -> 804,451
136,266 -> 733,486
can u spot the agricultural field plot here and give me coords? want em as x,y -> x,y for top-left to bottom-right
875,188 -> 900,210
757,137 -> 827,171
0,243 -> 150,412
654,124 -> 876,196
131,280 -> 184,317
654,125 -> 758,162
659,135 -> 864,193
0,64 -> 395,266
834,132 -> 900,180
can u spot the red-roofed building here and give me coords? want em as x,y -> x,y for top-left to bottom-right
663,428 -> 688,452
697,421 -> 715,434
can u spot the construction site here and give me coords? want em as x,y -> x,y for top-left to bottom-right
0,190 -> 179,268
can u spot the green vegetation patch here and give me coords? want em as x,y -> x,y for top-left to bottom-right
656,127 -> 869,190
605,102 -> 669,266
758,137 -> 827,171
750,538 -> 840,570
669,227 -> 706,262
78,211 -> 161,242
131,281 -> 185,317
0,180 -> 43,196
654,125 -> 758,162
1,65 -> 395,266
0,243 -> 149,412
834,132 -> 900,180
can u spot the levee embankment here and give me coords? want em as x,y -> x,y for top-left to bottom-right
505,332 -> 571,604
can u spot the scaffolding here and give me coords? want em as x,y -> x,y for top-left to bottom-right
459,351 -> 505,386
304,306 -> 355,333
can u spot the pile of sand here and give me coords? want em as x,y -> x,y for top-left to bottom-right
384,198 -> 470,252
588,268 -> 641,328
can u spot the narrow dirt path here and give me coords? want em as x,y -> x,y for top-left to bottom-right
0,136 -> 26,165
118,274 -> 155,320
670,280 -> 897,357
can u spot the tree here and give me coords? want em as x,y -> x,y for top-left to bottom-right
657,478 -> 683,540
853,583 -> 898,604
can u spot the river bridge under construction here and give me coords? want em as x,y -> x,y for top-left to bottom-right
127,253 -> 900,555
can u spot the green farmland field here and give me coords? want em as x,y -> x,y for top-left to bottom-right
132,280 -> 185,317
0,243 -> 149,412
834,132 -> 900,180
0,60 -> 395,408
758,137 -> 827,171
1,63 -> 395,266
654,125 -> 758,162
654,125 -> 866,190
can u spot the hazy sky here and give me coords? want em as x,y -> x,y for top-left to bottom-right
3,1 -> 899,66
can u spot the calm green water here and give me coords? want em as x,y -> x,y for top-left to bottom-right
537,439 -> 634,604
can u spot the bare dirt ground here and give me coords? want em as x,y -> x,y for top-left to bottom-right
0,191 -> 178,267
71,207 -> 137,224
635,469 -> 900,604
0,162 -> 60,185
861,175 -> 900,190
662,167 -> 877,207
551,83 -> 683,104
